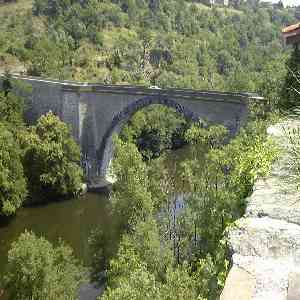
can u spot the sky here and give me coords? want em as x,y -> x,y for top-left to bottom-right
268,0 -> 300,6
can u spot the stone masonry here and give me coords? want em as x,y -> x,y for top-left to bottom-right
221,119 -> 300,300
0,74 -> 255,188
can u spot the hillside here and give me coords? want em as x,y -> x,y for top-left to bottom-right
0,0 -> 297,96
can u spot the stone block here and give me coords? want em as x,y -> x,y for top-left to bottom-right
220,265 -> 255,300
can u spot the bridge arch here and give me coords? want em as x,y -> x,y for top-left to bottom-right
97,95 -> 204,178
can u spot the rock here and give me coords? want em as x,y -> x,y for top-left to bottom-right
288,272 -> 300,300
232,254 -> 292,300
220,265 -> 255,300
222,120 -> 300,300
246,121 -> 300,225
229,217 -> 300,259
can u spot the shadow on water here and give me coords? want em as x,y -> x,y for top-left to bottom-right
0,215 -> 15,229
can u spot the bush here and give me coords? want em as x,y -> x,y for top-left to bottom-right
3,231 -> 86,300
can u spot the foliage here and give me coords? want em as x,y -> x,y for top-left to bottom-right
0,0 -> 289,297
110,137 -> 153,230
0,123 -> 27,216
19,111 -> 83,201
0,91 -> 24,130
92,116 -> 278,300
3,231 -> 86,300
120,104 -> 189,159
88,110 -> 278,300
0,80 -> 82,214
225,120 -> 279,196
179,121 -> 278,262
283,123 -> 300,189
88,226 -> 120,283
101,220 -> 199,300
0,0 -> 295,93
281,47 -> 300,110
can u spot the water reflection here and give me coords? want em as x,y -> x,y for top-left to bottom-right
0,193 -> 111,285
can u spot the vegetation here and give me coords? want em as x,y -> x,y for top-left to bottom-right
0,90 -> 24,130
281,47 -> 300,109
3,231 -> 86,300
121,105 -> 189,159
0,123 -> 27,216
89,111 -> 278,299
0,0 -> 297,298
20,111 -> 83,201
0,77 -> 83,214
283,122 -> 300,189
0,0 -> 296,96
0,84 -> 26,216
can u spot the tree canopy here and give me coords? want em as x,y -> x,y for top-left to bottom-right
20,111 -> 83,201
0,123 -> 27,216
3,231 -> 86,300
0,0 -> 296,99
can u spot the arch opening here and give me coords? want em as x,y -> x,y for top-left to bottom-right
97,95 -> 204,179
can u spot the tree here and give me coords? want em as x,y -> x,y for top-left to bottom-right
3,231 -> 86,300
280,47 -> 300,110
101,219 -> 199,300
0,123 -> 27,216
110,137 -> 153,230
120,104 -> 188,159
20,111 -> 83,201
27,35 -> 73,79
0,91 -> 24,130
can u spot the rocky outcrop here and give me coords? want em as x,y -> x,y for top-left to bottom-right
221,120 -> 300,300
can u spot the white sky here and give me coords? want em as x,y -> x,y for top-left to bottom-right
267,0 -> 300,6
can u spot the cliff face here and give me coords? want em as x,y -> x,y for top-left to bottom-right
221,120 -> 300,300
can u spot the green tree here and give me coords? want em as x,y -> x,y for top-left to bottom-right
121,104 -> 188,159
0,123 -> 27,216
0,91 -> 24,130
28,35 -> 73,79
101,219 -> 200,300
20,111 -> 83,201
110,137 -> 153,230
280,47 -> 300,109
3,231 -> 86,300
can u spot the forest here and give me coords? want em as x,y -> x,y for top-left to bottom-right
0,0 -> 297,95
0,0 -> 299,299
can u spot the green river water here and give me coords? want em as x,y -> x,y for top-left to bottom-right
0,192 -> 112,299
0,147 -> 189,299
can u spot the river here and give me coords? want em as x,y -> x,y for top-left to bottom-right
0,192 -> 112,300
0,147 -> 191,300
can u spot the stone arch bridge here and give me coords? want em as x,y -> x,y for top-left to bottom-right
1,75 -> 259,189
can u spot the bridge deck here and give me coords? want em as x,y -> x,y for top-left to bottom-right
2,74 -> 262,104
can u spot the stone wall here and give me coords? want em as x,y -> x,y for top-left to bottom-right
221,119 -> 300,300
